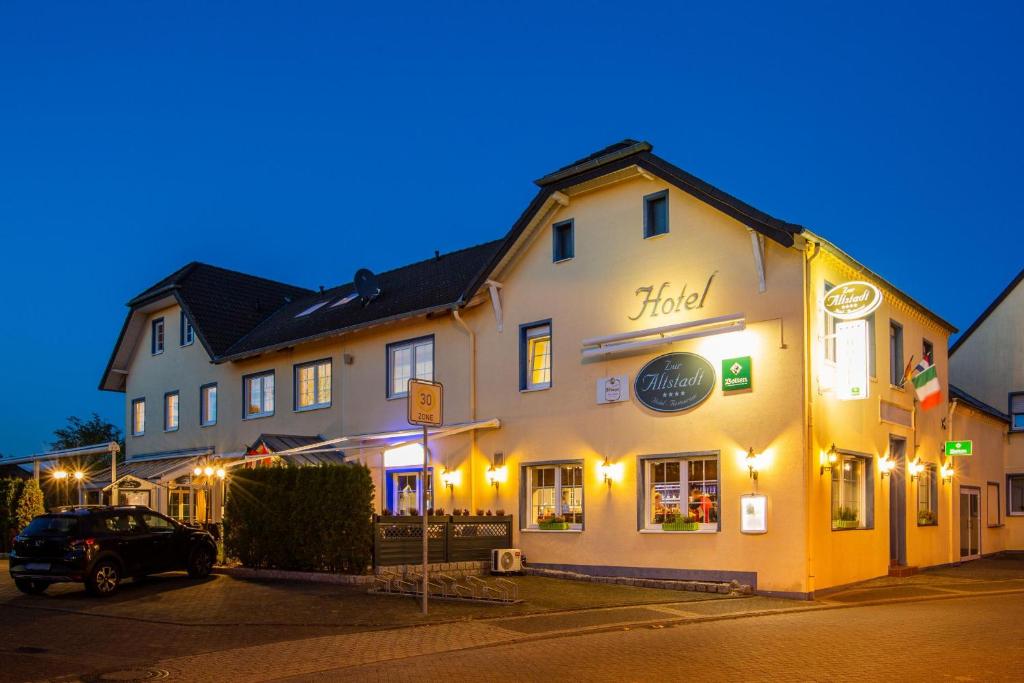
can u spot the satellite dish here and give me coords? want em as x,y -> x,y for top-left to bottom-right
353,268 -> 382,304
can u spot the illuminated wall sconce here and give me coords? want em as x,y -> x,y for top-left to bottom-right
599,458 -> 623,486
440,468 -> 460,491
745,448 -> 760,481
940,462 -> 954,483
486,464 -> 507,489
820,444 -> 838,476
908,459 -> 925,481
51,469 -> 69,480
878,456 -> 896,479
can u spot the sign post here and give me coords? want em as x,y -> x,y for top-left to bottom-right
407,378 -> 443,615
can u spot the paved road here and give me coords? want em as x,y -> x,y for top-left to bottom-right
296,592 -> 1024,682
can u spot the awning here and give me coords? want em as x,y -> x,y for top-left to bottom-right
581,313 -> 745,359
85,455 -> 204,490
264,418 -> 502,458
246,434 -> 347,466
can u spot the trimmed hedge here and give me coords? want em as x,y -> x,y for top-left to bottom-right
223,464 -> 374,574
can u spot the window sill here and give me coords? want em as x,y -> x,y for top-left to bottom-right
244,413 -> 274,421
163,428 -> 179,433
639,528 -> 718,534
386,394 -> 407,401
294,403 -> 331,413
831,526 -> 872,532
519,386 -> 551,394
200,422 -> 217,428
890,384 -> 907,392
520,528 -> 583,533
916,522 -> 938,527
180,341 -> 194,348
553,257 -> 574,264
131,433 -> 144,438
987,524 -> 1005,528
152,351 -> 164,356
642,232 -> 669,241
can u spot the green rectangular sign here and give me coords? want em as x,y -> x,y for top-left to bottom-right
722,356 -> 752,392
944,440 -> 973,456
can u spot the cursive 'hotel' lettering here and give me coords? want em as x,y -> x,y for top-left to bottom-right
629,272 -> 717,321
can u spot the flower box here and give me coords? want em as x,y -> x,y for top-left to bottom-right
662,520 -> 700,531
538,521 -> 571,531
833,520 -> 859,529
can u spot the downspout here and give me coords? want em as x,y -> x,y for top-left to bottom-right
804,240 -> 821,597
452,310 -> 476,513
947,397 -> 959,564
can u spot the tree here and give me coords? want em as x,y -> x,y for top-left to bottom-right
51,413 -> 123,451
14,479 -> 44,532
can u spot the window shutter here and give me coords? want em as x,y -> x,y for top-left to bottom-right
1011,394 -> 1024,415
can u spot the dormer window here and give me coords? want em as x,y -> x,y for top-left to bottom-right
151,318 -> 165,355
643,190 -> 669,238
180,311 -> 194,346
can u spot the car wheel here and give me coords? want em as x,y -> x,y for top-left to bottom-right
187,546 -> 213,578
14,579 -> 49,595
86,561 -> 121,597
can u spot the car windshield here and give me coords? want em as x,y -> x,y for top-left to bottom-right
23,515 -> 79,536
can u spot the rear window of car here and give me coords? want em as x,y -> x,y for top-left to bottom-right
23,515 -> 79,536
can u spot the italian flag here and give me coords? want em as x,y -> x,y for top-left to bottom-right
912,358 -> 942,410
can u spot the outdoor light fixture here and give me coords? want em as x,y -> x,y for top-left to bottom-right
193,466 -> 202,477
908,459 -> 925,481
204,466 -> 214,477
485,464 -> 506,489
216,468 -> 226,479
820,444 -> 838,476
879,456 -> 896,479
73,471 -> 85,481
745,448 -> 759,481
51,470 -> 68,480
440,469 -> 459,491
941,462 -> 954,483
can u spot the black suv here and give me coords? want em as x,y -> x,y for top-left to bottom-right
9,505 -> 218,597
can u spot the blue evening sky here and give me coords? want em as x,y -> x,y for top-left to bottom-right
1,2 -> 1021,456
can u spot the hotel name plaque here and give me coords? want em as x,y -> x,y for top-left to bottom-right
634,352 -> 715,413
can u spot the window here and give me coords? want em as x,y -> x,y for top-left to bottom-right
389,471 -> 432,515
102,513 -> 141,533
180,311 -> 194,346
867,313 -> 877,378
519,322 -> 552,391
294,359 -> 332,410
200,383 -> 217,426
917,464 -> 938,525
641,454 -> 719,531
151,318 -> 165,355
164,391 -> 179,432
987,482 -> 1001,527
1010,392 -> 1024,432
1009,474 -> 1024,516
387,336 -> 434,399
823,282 -> 837,362
244,371 -> 275,418
168,489 -> 192,523
522,463 -> 583,529
831,453 -> 873,530
552,219 -> 574,262
131,398 -> 145,436
922,338 -> 934,365
142,512 -> 176,531
889,320 -> 904,386
643,190 -> 669,238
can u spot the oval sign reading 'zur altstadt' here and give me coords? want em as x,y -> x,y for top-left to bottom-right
634,352 -> 716,413
823,281 -> 883,320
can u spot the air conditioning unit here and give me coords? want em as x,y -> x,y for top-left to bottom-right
491,548 -> 522,574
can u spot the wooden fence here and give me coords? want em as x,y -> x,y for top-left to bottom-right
373,515 -> 513,567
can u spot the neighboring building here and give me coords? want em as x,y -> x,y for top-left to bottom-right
949,268 -> 1024,552
97,139 -> 1016,597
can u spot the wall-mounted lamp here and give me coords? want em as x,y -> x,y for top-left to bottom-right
745,448 -> 759,481
940,462 -> 954,483
908,459 -> 925,481
486,464 -> 506,490
820,444 -> 838,476
598,458 -> 623,486
878,456 -> 896,479
440,469 -> 460,491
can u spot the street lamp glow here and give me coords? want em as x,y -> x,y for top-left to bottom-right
193,467 -> 202,477
216,468 -> 226,479
203,466 -> 214,477
73,471 -> 85,481
52,470 -> 68,480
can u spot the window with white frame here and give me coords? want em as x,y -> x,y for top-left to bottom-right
168,488 -> 191,522
831,453 -> 872,529
642,455 -> 719,531
520,322 -> 552,391
131,398 -> 145,436
164,392 -> 179,432
523,463 -> 583,529
987,482 -> 1001,527
200,383 -> 217,426
1009,474 -> 1024,516
917,464 -> 937,525
295,359 -> 331,410
151,318 -> 165,355
244,371 -> 275,418
387,336 -> 434,398
180,311 -> 194,346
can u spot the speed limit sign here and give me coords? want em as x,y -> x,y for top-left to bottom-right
407,379 -> 443,427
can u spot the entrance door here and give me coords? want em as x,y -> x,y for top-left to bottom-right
960,488 -> 981,560
389,471 -> 433,515
888,436 -> 907,566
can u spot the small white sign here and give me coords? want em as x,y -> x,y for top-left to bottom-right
836,319 -> 870,401
596,375 -> 630,404
740,494 -> 767,534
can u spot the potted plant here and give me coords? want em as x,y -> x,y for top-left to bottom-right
662,512 -> 700,531
833,506 -> 859,529
538,514 -> 570,531
918,509 -> 937,526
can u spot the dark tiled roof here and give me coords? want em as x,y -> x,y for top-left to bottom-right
949,267 -> 1024,356
950,384 -> 1009,423
220,240 -> 504,360
131,262 -> 313,357
248,434 -> 346,466
534,139 -> 649,185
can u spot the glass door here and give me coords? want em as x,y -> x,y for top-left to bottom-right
959,488 -> 981,560
390,471 -> 433,515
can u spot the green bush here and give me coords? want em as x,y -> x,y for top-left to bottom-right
0,478 -> 23,552
14,479 -> 45,534
223,464 -> 374,574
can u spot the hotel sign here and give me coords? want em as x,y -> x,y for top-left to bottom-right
635,352 -> 715,413
824,281 -> 882,320
836,319 -> 870,400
